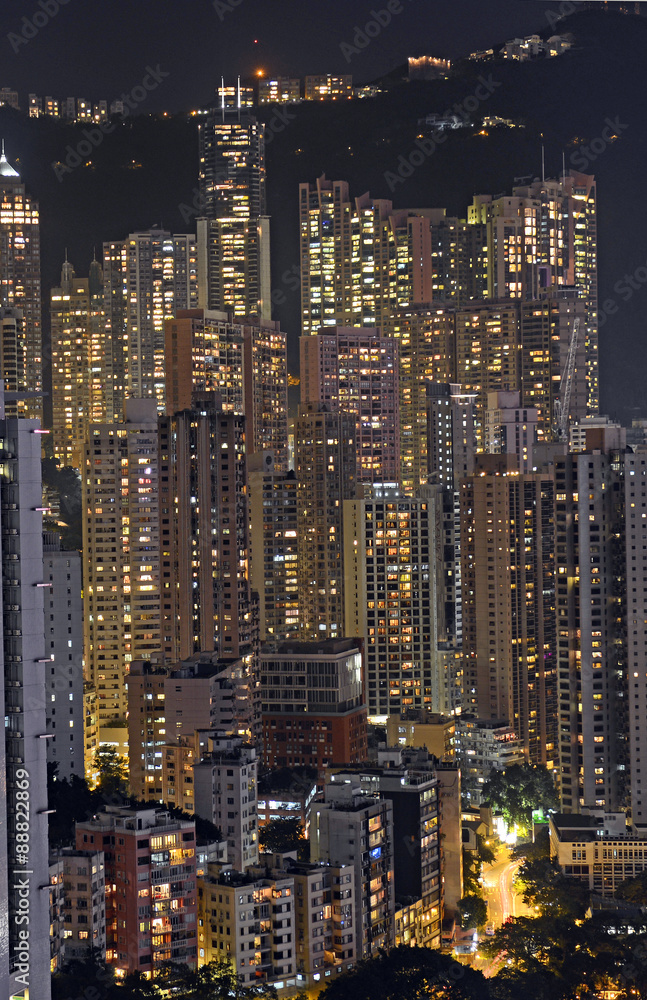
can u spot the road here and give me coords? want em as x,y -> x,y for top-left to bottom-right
481,848 -> 533,925
472,846 -> 535,978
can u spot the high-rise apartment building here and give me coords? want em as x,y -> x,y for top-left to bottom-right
483,390 -> 539,472
0,306 -> 26,411
165,308 -> 288,470
0,398 -> 52,998
469,171 -> 598,413
260,639 -> 367,774
50,256 -> 105,469
0,146 -> 41,418
311,775 -> 394,958
393,306 -> 456,491
299,177 -> 434,337
127,653 -> 257,804
193,734 -> 258,870
102,229 -> 197,414
43,532 -> 84,780
197,102 -> 269,320
328,750 -> 443,949
158,401 -> 257,664
83,399 -> 161,729
249,453 -> 299,640
76,806 -> 198,977
295,405 -> 357,639
344,487 -> 442,720
300,328 -> 400,483
460,455 -> 557,766
551,423 -> 627,812
625,447 -> 647,828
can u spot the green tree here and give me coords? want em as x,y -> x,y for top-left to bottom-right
483,764 -> 557,833
51,957 -> 115,999
259,816 -> 305,854
616,868 -> 647,904
161,959 -> 280,998
94,744 -> 128,796
462,846 -> 482,896
511,823 -> 550,862
457,894 -> 488,929
514,855 -> 589,918
318,945 -> 490,999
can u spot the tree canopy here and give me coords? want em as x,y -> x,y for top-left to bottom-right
483,764 -> 557,832
457,895 -> 488,929
317,946 -> 490,999
258,816 -> 307,858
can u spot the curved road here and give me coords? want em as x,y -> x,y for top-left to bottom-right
473,847 -> 534,977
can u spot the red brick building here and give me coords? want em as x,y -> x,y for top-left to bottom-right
260,638 -> 368,776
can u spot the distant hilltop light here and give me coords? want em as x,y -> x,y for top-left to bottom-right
408,56 -> 451,81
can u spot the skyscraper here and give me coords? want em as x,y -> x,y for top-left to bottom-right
344,487 -> 441,720
296,405 -> 357,640
551,423 -> 627,811
0,391 -> 52,998
249,452 -> 299,640
158,400 -> 257,664
0,145 -> 41,418
299,177 -> 433,337
469,171 -> 598,413
197,96 -> 270,319
43,532 -> 84,781
165,308 -> 288,470
460,455 -> 557,766
51,256 -> 105,469
102,230 -> 198,414
83,399 -> 161,729
300,327 -> 400,483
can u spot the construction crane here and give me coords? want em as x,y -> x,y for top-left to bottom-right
553,316 -> 581,442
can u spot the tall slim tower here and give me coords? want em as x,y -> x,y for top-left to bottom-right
296,405 -> 357,640
158,399 -> 257,664
82,399 -> 161,730
197,90 -> 270,319
460,455 -> 557,766
0,145 -> 41,418
51,257 -> 105,469
0,392 -> 51,998
102,230 -> 197,415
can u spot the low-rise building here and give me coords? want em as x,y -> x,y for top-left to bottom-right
197,865 -> 296,988
257,768 -> 318,837
454,716 -> 525,806
549,812 -> 647,897
386,712 -> 456,759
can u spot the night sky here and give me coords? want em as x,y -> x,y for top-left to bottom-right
0,0 -> 555,110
